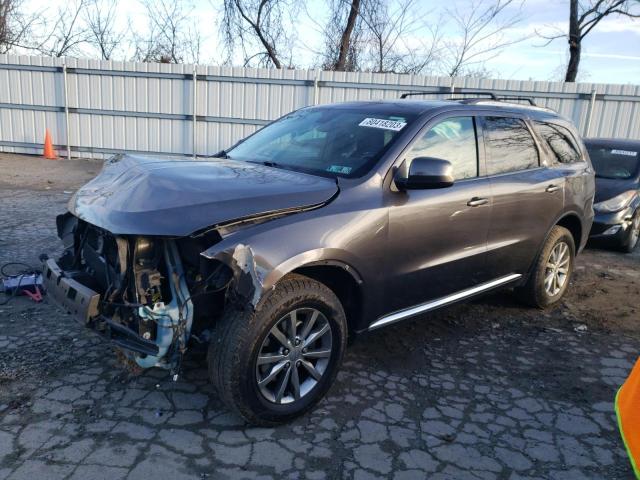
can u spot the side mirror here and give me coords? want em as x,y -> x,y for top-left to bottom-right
394,157 -> 454,190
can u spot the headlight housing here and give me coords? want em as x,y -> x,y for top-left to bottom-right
593,190 -> 636,213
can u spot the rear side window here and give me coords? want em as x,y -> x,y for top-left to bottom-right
483,117 -> 539,175
405,117 -> 478,180
534,122 -> 581,164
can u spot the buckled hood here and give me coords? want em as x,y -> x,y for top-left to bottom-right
69,154 -> 338,236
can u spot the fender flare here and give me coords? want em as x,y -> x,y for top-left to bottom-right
523,209 -> 584,281
201,242 -> 364,310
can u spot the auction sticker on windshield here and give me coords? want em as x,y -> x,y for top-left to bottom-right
611,149 -> 638,157
359,118 -> 407,131
327,165 -> 352,174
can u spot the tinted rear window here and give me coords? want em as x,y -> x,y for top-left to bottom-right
534,122 -> 581,164
588,145 -> 639,179
484,117 -> 539,175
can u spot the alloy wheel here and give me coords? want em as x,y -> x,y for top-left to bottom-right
544,241 -> 570,297
255,308 -> 333,404
630,214 -> 640,249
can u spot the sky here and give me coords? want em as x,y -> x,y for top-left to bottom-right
18,0 -> 640,85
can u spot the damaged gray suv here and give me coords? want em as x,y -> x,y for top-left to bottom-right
45,95 -> 594,425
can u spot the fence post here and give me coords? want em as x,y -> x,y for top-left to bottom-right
192,65 -> 197,159
313,69 -> 321,105
585,89 -> 597,137
62,60 -> 71,160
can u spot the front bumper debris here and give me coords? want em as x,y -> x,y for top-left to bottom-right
44,240 -> 194,371
42,258 -> 100,323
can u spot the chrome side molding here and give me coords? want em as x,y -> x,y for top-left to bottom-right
368,273 -> 522,331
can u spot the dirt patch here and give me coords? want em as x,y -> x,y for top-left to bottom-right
0,153 -> 102,191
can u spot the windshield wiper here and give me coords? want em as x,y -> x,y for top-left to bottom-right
244,160 -> 282,168
210,149 -> 230,159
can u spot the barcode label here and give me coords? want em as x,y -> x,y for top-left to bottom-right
359,118 -> 407,131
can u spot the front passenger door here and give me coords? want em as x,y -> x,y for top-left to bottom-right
386,116 -> 492,314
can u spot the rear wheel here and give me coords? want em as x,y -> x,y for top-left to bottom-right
620,209 -> 640,253
516,225 -> 575,308
208,274 -> 347,425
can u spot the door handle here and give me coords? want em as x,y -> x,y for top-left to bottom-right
546,184 -> 560,193
467,197 -> 489,207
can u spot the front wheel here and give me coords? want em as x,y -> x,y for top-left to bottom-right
516,225 -> 575,308
208,274 -> 347,425
620,209 -> 640,253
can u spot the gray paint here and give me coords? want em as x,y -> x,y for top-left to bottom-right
69,153 -> 338,236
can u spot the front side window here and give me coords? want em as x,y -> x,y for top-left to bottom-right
227,107 -> 417,178
484,117 -> 539,175
534,122 -> 581,164
405,117 -> 478,180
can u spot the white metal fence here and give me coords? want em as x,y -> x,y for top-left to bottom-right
1,54 -> 639,159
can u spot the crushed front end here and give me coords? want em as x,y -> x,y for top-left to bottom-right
44,213 -> 230,374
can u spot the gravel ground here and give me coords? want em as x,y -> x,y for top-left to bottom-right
0,153 -> 639,480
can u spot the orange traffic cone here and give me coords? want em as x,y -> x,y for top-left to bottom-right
617,357 -> 640,478
43,129 -> 57,159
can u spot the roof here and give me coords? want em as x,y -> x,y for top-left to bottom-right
585,138 -> 640,149
308,99 -> 564,122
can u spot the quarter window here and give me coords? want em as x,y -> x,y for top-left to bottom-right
484,117 -> 539,175
406,117 -> 478,180
534,122 -> 581,164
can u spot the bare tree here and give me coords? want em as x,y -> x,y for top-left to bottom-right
221,0 -> 298,68
35,0 -> 92,57
0,0 -> 42,53
359,0 -> 436,73
539,0 -> 639,82
133,0 -> 202,64
84,0 -> 124,60
442,0 -> 524,77
319,0 -> 362,71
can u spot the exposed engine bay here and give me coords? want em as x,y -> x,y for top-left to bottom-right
45,213 -> 232,374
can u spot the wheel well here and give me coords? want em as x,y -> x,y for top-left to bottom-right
556,214 -> 582,249
292,265 -> 362,334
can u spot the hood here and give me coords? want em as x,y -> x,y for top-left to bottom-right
594,176 -> 638,203
69,154 -> 338,236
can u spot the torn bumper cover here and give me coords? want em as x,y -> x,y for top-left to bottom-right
202,243 -> 268,310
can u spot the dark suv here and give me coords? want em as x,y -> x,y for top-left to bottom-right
44,95 -> 595,425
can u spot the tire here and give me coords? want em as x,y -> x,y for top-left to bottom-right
208,273 -> 347,426
619,209 -> 640,253
516,225 -> 575,308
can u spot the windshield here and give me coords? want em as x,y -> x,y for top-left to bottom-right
588,145 -> 639,179
226,107 -> 417,178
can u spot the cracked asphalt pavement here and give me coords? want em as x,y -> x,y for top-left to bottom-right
1,154 -> 639,479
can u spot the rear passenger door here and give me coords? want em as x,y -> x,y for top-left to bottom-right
482,116 -> 566,278
532,121 -> 593,242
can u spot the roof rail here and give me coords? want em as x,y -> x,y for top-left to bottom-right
399,90 -> 546,109
495,96 -> 537,106
400,90 -> 498,100
446,91 -> 498,100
